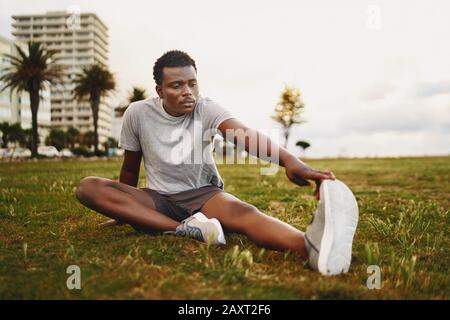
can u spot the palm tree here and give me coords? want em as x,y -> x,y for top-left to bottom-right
0,41 -> 64,157
128,86 -> 147,103
74,64 -> 115,154
115,86 -> 147,117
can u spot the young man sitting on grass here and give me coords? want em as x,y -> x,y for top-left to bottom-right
75,50 -> 357,274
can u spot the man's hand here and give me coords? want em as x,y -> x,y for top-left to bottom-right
99,219 -> 125,227
284,161 -> 336,200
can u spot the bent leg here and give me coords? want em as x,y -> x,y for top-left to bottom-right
75,176 -> 179,232
200,192 -> 308,259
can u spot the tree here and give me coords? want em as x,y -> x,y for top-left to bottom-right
21,128 -> 38,150
74,64 -> 115,154
7,123 -> 25,148
45,128 -> 66,150
104,137 -> 118,149
271,85 -> 305,148
296,140 -> 311,157
66,127 -> 80,149
0,41 -> 64,157
0,122 -> 12,148
80,130 -> 96,149
115,86 -> 147,117
103,137 -> 118,156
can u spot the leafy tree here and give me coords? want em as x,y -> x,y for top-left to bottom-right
271,85 -> 305,148
8,123 -> 25,147
296,140 -> 310,151
66,126 -> 80,149
45,128 -> 66,150
80,130 -> 96,149
0,122 -> 12,148
21,128 -> 38,150
296,140 -> 311,157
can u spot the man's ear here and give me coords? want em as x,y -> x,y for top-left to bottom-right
155,85 -> 163,99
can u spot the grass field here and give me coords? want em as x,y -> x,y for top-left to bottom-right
0,156 -> 448,299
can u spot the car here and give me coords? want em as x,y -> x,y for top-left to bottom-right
38,145 -> 60,157
59,148 -> 74,158
106,147 -> 124,156
11,147 -> 31,158
0,148 -> 9,158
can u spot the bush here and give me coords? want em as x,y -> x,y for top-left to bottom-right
71,147 -> 108,157
95,150 -> 108,157
72,147 -> 95,157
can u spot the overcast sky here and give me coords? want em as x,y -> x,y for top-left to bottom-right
1,0 -> 449,157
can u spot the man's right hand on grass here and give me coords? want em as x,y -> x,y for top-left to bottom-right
100,219 -> 125,227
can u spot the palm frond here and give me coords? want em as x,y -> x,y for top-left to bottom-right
73,63 -> 115,101
0,41 -> 66,95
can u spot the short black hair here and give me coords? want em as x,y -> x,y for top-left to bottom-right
153,50 -> 197,86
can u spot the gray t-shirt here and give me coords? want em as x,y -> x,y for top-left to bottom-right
119,96 -> 235,194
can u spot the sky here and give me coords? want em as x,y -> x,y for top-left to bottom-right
0,0 -> 449,158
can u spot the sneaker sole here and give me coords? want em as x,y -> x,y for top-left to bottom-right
317,180 -> 359,276
193,212 -> 226,245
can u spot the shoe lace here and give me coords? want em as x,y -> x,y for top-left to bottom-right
163,220 -> 204,242
309,213 -> 315,225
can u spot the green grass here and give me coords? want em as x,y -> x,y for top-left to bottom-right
0,156 -> 449,299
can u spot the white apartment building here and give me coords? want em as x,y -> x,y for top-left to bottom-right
0,35 -> 51,144
12,11 -> 112,146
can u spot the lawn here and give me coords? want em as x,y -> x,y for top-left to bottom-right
0,156 -> 448,299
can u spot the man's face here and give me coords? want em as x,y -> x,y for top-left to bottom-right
156,65 -> 199,117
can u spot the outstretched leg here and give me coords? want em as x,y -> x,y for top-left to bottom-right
75,176 -> 179,232
200,192 -> 308,259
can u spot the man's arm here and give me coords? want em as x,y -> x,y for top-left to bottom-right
218,118 -> 297,167
218,118 -> 335,193
100,150 -> 142,227
119,150 -> 142,187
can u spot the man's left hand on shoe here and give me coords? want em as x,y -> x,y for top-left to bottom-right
284,161 -> 335,200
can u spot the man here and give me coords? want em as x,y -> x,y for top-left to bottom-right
75,50 -> 357,274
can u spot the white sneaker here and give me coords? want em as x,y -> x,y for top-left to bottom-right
305,179 -> 359,275
164,212 -> 226,245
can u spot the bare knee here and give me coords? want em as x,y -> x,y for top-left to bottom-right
75,176 -> 107,205
229,202 -> 262,232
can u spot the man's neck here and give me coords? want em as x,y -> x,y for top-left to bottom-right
162,101 -> 184,117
